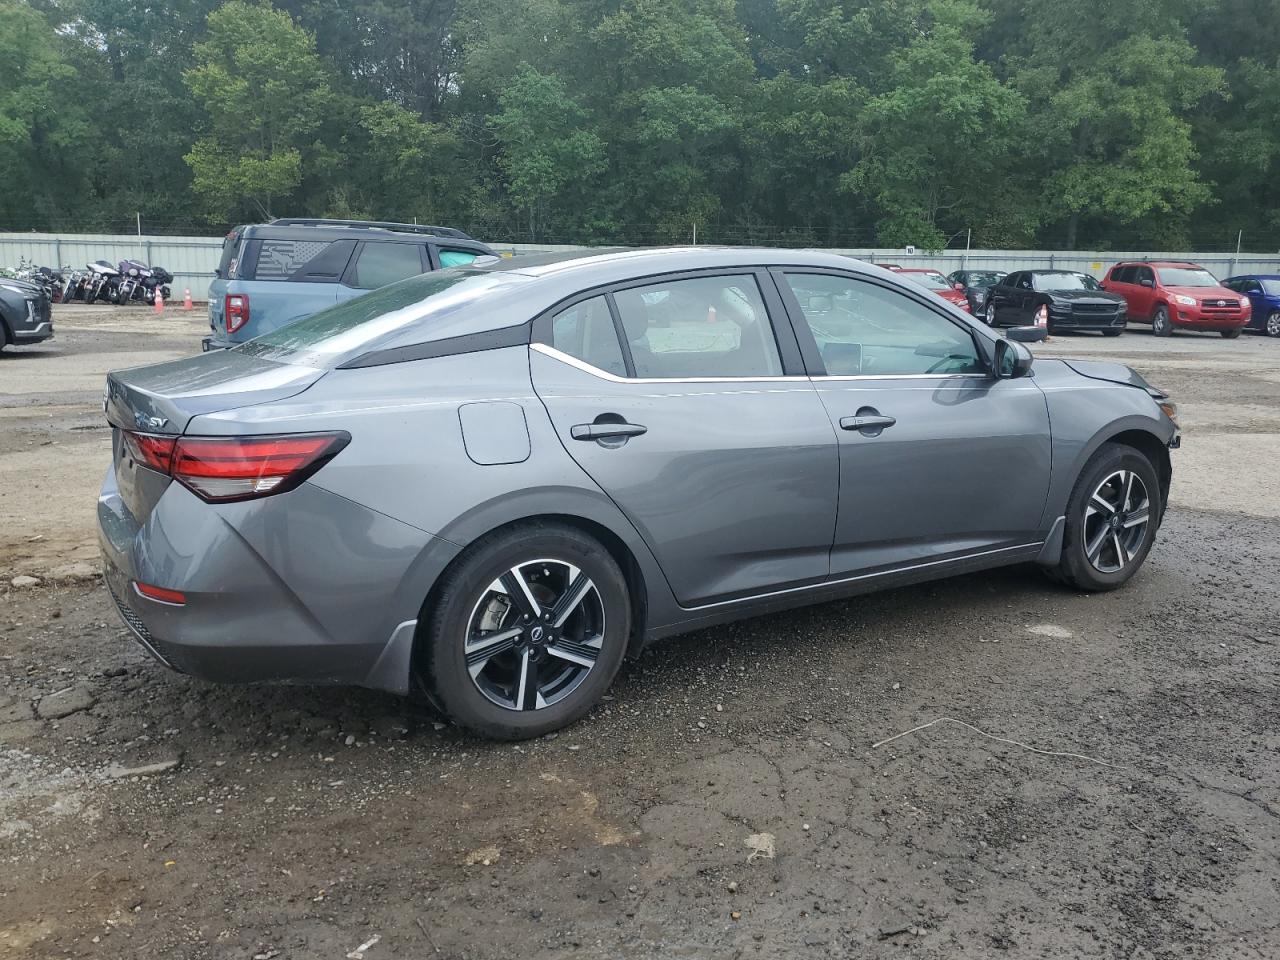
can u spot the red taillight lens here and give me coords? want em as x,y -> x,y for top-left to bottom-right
122,431 -> 177,472
171,432 -> 350,502
121,430 -> 349,502
225,294 -> 249,334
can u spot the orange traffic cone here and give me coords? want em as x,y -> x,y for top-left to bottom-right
183,289 -> 193,311
154,289 -> 164,315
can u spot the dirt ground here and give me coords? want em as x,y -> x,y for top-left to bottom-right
1,306 -> 1278,958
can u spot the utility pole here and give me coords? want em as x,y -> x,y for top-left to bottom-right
137,212 -> 143,259
692,222 -> 697,245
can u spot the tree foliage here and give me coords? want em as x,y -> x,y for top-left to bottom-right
1,0 -> 1275,249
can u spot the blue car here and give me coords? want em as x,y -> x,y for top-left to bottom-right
1222,275 -> 1280,337
204,218 -> 496,351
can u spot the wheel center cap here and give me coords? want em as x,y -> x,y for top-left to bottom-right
529,625 -> 545,643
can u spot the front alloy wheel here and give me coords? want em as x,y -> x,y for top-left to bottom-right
1081,470 -> 1150,574
464,559 -> 605,711
985,302 -> 997,326
1267,311 -> 1280,338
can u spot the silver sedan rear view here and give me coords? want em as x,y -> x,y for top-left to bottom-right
99,248 -> 1178,739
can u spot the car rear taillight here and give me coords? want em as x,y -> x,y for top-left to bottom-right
122,431 -> 178,472
122,430 -> 349,503
225,294 -> 249,334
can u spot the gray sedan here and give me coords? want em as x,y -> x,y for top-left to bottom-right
99,248 -> 1179,739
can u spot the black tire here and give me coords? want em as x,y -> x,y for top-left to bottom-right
1152,306 -> 1173,337
1267,311 -> 1280,338
0,322 -> 8,354
1050,443 -> 1162,592
1220,328 -> 1242,340
1102,328 -> 1123,337
421,521 -> 631,740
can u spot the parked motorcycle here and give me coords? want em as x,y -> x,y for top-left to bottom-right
83,260 -> 121,303
142,266 -> 173,304
113,259 -> 150,304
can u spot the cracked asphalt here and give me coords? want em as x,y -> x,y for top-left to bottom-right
1,307 -> 1278,958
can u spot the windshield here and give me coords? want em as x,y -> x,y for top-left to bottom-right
905,272 -> 951,291
1034,272 -> 1101,292
240,268 -> 526,365
1156,267 -> 1219,287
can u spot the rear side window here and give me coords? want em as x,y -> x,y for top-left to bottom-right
550,296 -> 627,377
612,275 -> 782,379
247,238 -> 356,282
348,242 -> 425,289
439,248 -> 481,268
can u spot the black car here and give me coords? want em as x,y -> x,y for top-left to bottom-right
985,270 -> 1127,336
0,277 -> 54,352
948,269 -> 1007,313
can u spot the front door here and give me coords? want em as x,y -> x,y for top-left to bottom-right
773,269 -> 1052,576
530,271 -> 839,606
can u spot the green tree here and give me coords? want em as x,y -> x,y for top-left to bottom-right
183,0 -> 333,220
0,0 -> 94,227
843,0 -> 1025,247
489,66 -> 607,239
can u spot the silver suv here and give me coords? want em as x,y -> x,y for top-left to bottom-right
100,248 -> 1178,739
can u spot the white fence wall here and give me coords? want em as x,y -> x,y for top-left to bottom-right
5,232 -> 1280,302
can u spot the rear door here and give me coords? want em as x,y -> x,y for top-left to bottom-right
336,240 -> 430,305
529,270 -> 839,606
774,269 -> 1051,576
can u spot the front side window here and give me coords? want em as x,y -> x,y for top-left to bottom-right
784,273 -> 984,377
349,242 -> 425,289
1132,266 -> 1155,286
550,296 -> 627,377
612,274 -> 782,379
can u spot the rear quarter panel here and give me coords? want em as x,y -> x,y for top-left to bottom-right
187,346 -> 683,635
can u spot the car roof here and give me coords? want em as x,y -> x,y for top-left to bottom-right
472,246 -> 872,280
1117,260 -> 1203,268
895,267 -> 944,274
1031,269 -> 1089,274
1226,273 -> 1280,280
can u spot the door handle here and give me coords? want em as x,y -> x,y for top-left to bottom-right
571,422 -> 648,441
839,414 -> 896,432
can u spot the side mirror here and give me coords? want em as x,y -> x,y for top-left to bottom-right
995,336 -> 1036,379
1139,278 -> 1154,288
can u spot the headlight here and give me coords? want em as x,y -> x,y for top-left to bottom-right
1173,294 -> 1196,307
1239,298 -> 1249,308
1158,400 -> 1178,424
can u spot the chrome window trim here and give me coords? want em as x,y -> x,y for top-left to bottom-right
531,342 -> 810,384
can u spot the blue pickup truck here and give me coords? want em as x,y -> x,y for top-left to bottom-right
204,218 -> 497,350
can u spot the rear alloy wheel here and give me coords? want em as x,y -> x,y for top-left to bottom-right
1050,443 -> 1161,591
422,522 -> 630,739
1152,306 -> 1173,337
1220,328 -> 1242,340
1267,311 -> 1280,338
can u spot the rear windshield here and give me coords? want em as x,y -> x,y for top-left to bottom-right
239,268 -> 526,365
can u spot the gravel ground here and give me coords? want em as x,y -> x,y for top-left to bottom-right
1,308 -> 1278,958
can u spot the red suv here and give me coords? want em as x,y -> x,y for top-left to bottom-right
1102,261 -> 1250,338
896,268 -> 972,313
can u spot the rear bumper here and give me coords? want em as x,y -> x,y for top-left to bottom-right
98,464 -> 461,693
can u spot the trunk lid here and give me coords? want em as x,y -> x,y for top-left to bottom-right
105,350 -> 325,522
